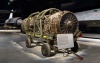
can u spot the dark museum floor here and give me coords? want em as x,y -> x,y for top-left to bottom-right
0,33 -> 100,63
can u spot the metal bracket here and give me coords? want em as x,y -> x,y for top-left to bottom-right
67,49 -> 83,60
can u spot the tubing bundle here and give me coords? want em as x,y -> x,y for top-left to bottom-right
21,8 -> 79,35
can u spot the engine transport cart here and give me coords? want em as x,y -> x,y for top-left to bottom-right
21,8 -> 82,59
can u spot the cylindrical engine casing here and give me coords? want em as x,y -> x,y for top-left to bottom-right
21,10 -> 78,35
43,11 -> 78,35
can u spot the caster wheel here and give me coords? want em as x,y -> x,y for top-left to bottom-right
71,41 -> 79,53
25,37 -> 32,48
41,43 -> 51,57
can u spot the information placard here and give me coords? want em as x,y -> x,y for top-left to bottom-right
57,34 -> 74,49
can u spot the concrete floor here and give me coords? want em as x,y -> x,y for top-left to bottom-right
83,33 -> 100,38
0,33 -> 100,63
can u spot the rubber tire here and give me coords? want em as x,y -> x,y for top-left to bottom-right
41,43 -> 51,57
71,41 -> 79,53
26,38 -> 32,48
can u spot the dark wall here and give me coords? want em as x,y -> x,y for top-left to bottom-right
1,0 -> 100,18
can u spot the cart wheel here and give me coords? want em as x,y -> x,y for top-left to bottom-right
71,41 -> 79,53
41,43 -> 51,57
26,38 -> 32,48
